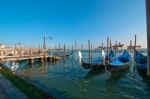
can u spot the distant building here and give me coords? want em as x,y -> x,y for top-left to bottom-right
112,43 -> 124,50
127,45 -> 141,49
95,43 -> 141,50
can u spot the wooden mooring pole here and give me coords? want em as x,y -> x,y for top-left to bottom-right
130,40 -> 132,66
64,43 -> 66,57
134,35 -> 137,61
43,36 -> 46,49
115,41 -> 117,59
130,40 -> 132,55
107,37 -> 109,57
88,40 -> 91,62
110,38 -> 112,49
81,44 -> 83,51
75,40 -> 77,60
59,44 -> 60,49
72,44 -> 73,52
91,44 -> 92,61
72,45 -> 74,57
146,0 -> 150,76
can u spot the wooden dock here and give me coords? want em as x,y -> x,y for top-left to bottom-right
0,47 -> 62,62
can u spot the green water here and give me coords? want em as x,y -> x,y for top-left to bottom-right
12,50 -> 150,99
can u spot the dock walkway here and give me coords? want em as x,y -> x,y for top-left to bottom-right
0,48 -> 63,62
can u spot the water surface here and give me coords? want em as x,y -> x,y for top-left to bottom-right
8,49 -> 150,99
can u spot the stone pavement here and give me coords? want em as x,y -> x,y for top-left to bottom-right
0,73 -> 28,99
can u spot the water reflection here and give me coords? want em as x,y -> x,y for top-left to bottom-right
11,61 -> 19,71
17,61 -> 52,77
84,68 -> 105,81
106,71 -> 128,91
138,69 -> 150,93
2,61 -> 20,71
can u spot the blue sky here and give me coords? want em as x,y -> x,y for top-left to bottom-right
0,0 -> 147,48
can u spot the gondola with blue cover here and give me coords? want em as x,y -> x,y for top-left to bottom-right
107,50 -> 131,71
135,50 -> 147,73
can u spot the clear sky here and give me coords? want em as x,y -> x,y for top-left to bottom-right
0,0 -> 147,48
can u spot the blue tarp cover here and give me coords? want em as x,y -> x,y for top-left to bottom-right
135,51 -> 147,70
109,58 -> 125,66
118,50 -> 131,62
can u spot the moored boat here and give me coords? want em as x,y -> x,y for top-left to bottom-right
81,59 -> 105,69
135,50 -> 147,73
78,51 -> 105,69
107,50 -> 131,71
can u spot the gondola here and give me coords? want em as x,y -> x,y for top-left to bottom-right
106,49 -> 115,62
107,50 -> 131,71
135,50 -> 147,73
81,59 -> 105,69
78,51 -> 105,69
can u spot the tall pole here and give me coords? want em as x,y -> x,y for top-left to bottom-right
75,40 -> 77,61
81,44 -> 83,51
115,41 -> 117,58
91,44 -> 92,61
43,36 -> 46,50
110,38 -> 112,49
50,37 -> 53,56
64,43 -> 66,56
72,45 -> 74,55
58,43 -> 61,55
134,35 -> 137,49
146,0 -> 150,76
59,44 -> 60,49
130,40 -> 132,55
75,40 -> 76,51
107,37 -> 109,57
102,42 -> 104,49
39,44 -> 41,54
88,40 -> 91,62
134,34 -> 137,62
